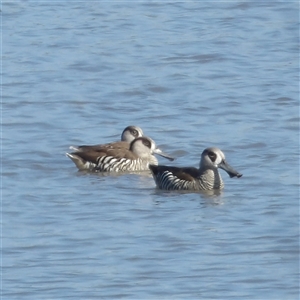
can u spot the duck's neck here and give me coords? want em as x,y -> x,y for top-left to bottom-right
198,168 -> 224,190
147,155 -> 158,166
136,155 -> 158,169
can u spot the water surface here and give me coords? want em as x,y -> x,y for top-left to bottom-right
3,1 -> 299,299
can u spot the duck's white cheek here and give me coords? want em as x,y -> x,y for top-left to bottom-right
215,157 -> 223,165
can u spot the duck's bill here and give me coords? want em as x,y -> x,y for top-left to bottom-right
153,148 -> 175,161
219,160 -> 242,178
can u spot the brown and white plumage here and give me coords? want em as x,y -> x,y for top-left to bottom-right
149,147 -> 242,191
66,136 -> 174,172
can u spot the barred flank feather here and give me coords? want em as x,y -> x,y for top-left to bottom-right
154,170 -> 223,191
155,171 -> 195,190
95,156 -> 150,172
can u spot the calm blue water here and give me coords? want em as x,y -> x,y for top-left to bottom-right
3,1 -> 299,299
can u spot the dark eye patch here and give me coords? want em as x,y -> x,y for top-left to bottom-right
131,129 -> 138,136
143,140 -> 151,148
208,151 -> 217,162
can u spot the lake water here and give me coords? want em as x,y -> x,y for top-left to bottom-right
2,1 -> 299,299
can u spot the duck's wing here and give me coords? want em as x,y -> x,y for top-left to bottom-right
149,165 -> 199,181
70,141 -> 129,152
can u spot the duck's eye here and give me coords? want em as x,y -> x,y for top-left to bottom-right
131,129 -> 138,137
143,140 -> 151,148
208,151 -> 217,162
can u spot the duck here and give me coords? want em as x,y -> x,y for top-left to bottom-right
66,136 -> 174,172
149,147 -> 242,191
